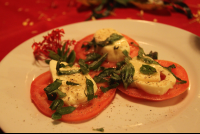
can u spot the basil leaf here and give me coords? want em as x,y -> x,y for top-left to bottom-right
52,106 -> 76,120
52,89 -> 66,98
146,51 -> 158,60
122,50 -> 129,57
85,77 -> 98,101
58,69 -> 81,75
97,68 -> 116,78
49,99 -> 64,110
164,64 -> 187,84
56,106 -> 76,115
89,53 -> 108,70
81,38 -> 96,51
97,33 -> 123,47
93,76 -> 107,83
100,83 -> 119,93
45,59 -> 51,64
85,53 -> 101,62
66,81 -> 79,85
63,48 -> 70,62
44,79 -> 62,94
51,112 -> 62,120
66,50 -> 76,66
110,73 -> 121,81
61,42 -> 67,56
140,64 -> 157,75
48,50 -> 61,61
121,63 -> 135,89
78,59 -> 89,75
57,48 -> 62,57
93,127 -> 104,132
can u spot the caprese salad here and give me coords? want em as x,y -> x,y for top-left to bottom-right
31,28 -> 189,123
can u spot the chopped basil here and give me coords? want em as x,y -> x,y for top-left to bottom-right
44,79 -> 62,100
66,81 -> 79,85
78,59 -> 89,75
85,53 -> 101,62
140,64 -> 157,75
93,127 -> 104,132
89,53 -> 108,70
47,42 -> 72,63
100,83 -> 119,93
85,77 -> 98,101
114,46 -> 119,50
48,50 -> 61,61
52,106 -> 76,120
81,38 -> 96,51
58,69 -> 81,75
164,64 -> 187,84
66,50 -> 76,66
49,99 -> 64,110
96,33 -> 123,47
146,51 -> 158,60
121,63 -> 135,89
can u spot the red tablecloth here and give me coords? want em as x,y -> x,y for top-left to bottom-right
0,0 -> 199,62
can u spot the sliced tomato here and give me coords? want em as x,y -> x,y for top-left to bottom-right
74,34 -> 140,68
31,71 -> 116,122
117,60 -> 189,101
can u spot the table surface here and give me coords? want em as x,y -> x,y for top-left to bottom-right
0,0 -> 200,133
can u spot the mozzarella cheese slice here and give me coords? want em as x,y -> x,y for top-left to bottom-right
129,57 -> 176,95
49,60 -> 98,106
94,28 -> 130,62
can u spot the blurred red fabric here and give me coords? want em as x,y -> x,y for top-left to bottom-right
0,0 -> 199,62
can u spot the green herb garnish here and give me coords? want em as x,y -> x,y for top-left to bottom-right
66,81 -> 79,85
140,64 -> 157,75
93,127 -> 104,132
96,33 -> 123,47
85,77 -> 98,101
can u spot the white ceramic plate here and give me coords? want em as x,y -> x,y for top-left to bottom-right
0,19 -> 200,133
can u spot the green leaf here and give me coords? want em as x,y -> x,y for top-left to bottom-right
121,63 -> 135,89
48,50 -> 61,61
51,106 -> 76,120
66,81 -> 79,85
57,48 -> 62,57
146,51 -> 158,60
85,53 -> 101,62
61,42 -> 67,56
140,64 -> 157,75
66,50 -> 76,65
49,99 -> 64,110
93,127 -> 104,132
78,59 -> 89,75
58,69 -> 81,75
44,79 -> 62,94
97,33 -> 123,47
93,76 -> 107,83
85,77 -> 97,101
51,112 -> 62,120
56,106 -> 76,115
164,64 -> 187,84
100,83 -> 119,93
89,53 -> 108,70
51,89 -> 66,98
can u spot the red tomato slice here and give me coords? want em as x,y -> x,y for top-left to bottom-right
31,71 -> 116,122
117,60 -> 189,101
74,34 -> 140,68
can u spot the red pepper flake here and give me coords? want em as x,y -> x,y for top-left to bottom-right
32,29 -> 76,61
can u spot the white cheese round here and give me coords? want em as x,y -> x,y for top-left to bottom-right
129,57 -> 176,95
94,28 -> 130,62
49,60 -> 98,106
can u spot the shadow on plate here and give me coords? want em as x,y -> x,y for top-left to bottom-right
116,89 -> 188,107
